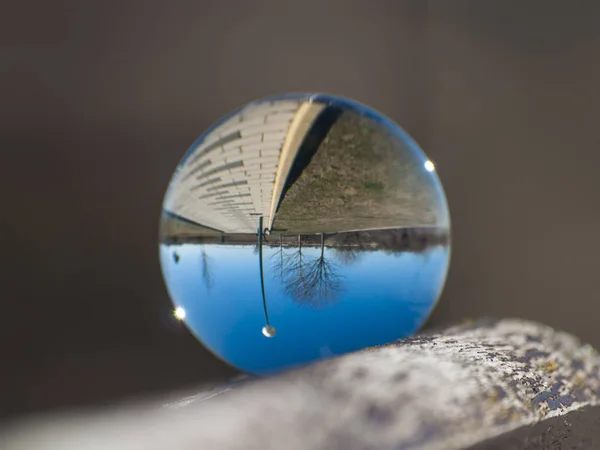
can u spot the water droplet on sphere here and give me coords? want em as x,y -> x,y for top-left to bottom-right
159,93 -> 451,375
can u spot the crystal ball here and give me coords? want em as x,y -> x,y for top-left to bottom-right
159,93 -> 451,375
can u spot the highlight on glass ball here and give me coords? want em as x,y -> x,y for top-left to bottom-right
159,93 -> 451,375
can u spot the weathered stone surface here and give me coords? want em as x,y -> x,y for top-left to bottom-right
2,319 -> 599,449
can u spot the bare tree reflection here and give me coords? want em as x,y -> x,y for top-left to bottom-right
280,235 -> 308,283
200,247 -> 213,290
333,247 -> 362,266
282,234 -> 343,309
270,235 -> 286,282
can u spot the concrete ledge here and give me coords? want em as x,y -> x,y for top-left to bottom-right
2,319 -> 599,450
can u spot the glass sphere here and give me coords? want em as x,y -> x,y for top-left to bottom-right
159,93 -> 451,375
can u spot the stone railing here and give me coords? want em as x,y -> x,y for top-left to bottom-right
2,319 -> 599,450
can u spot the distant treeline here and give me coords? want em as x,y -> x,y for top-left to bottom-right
323,227 -> 448,253
162,227 -> 449,253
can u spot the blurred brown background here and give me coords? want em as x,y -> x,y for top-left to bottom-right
1,0 -> 599,419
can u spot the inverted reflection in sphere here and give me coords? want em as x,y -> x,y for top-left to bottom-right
159,93 -> 451,375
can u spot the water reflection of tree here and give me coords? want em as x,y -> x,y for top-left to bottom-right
281,234 -> 343,309
263,228 -> 449,307
333,247 -> 362,266
200,248 -> 214,290
270,236 -> 286,282
279,235 -> 308,281
319,231 -> 358,266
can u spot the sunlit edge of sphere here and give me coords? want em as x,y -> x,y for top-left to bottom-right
174,306 -> 186,320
